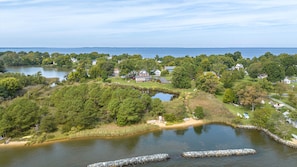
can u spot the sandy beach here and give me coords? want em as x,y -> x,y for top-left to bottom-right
0,141 -> 28,147
148,118 -> 204,129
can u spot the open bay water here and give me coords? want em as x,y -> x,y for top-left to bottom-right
1,47 -> 297,58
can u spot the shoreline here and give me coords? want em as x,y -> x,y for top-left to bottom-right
1,119 -> 297,149
0,141 -> 28,147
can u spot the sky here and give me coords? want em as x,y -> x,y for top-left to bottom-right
0,0 -> 297,47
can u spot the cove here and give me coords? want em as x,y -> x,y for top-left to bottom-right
1,124 -> 297,167
5,66 -> 70,81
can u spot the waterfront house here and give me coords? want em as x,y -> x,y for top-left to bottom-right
135,70 -> 151,82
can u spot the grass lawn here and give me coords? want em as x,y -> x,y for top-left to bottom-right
216,94 -> 252,124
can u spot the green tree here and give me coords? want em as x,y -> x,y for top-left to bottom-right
0,60 -> 5,72
40,113 -> 57,133
88,65 -> 101,78
263,62 -> 285,82
193,106 -> 205,119
285,66 -> 296,77
196,73 -> 220,94
67,65 -> 88,82
258,78 -> 273,92
247,62 -> 263,79
200,58 -> 211,71
223,88 -> 235,103
220,71 -> 235,88
0,98 -> 42,137
150,98 -> 165,116
0,77 -> 21,97
236,84 -> 266,111
274,82 -> 288,97
171,66 -> 191,89
251,107 -> 272,128
116,98 -> 144,126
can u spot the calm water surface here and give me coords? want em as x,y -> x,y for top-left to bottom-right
1,47 -> 297,58
1,124 -> 297,167
152,93 -> 174,102
5,66 -> 70,81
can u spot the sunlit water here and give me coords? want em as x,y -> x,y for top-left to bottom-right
1,124 -> 296,167
5,66 -> 70,81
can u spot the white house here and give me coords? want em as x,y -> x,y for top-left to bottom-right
284,77 -> 291,84
164,66 -> 176,73
154,70 -> 161,76
258,74 -> 268,79
71,58 -> 78,63
92,60 -> 97,65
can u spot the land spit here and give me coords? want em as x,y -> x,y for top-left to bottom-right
87,153 -> 170,167
182,148 -> 256,158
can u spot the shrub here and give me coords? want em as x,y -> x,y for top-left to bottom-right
194,106 -> 205,119
164,113 -> 177,122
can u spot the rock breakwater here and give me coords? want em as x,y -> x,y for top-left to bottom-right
87,153 -> 170,167
182,148 -> 256,158
237,125 -> 297,149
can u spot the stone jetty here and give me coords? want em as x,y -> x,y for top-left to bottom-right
87,153 -> 170,167
237,125 -> 297,149
182,148 -> 256,158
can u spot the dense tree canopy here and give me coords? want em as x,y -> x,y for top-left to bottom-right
196,73 -> 220,94
171,66 -> 191,89
263,62 -> 285,82
236,84 -> 266,111
0,98 -> 43,137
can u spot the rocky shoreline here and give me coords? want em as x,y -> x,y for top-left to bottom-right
236,125 -> 297,149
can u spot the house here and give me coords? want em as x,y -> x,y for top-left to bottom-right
92,60 -> 97,65
230,64 -> 244,71
71,58 -> 78,63
113,68 -> 120,77
164,66 -> 176,73
235,64 -> 244,70
135,70 -> 151,82
284,77 -> 291,84
154,70 -> 161,76
258,74 -> 268,79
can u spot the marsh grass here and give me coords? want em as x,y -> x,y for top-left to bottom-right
187,91 -> 235,123
45,124 -> 159,142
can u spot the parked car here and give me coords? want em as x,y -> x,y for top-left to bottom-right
243,112 -> 249,119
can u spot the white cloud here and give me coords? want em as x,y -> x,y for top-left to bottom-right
0,0 -> 297,47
